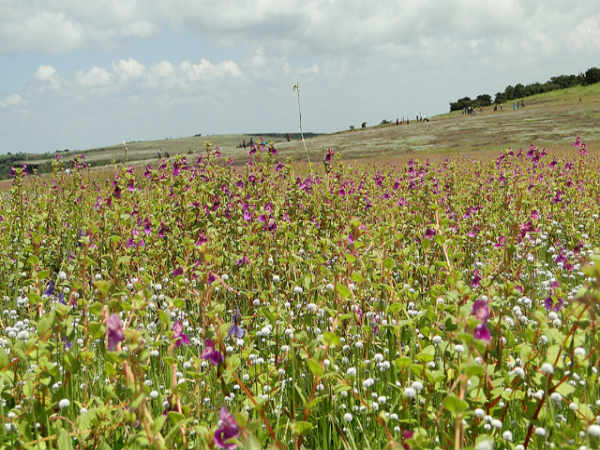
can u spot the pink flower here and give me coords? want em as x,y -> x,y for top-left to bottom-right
107,314 -> 124,351
214,407 -> 239,449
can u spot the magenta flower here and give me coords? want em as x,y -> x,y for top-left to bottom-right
202,339 -> 224,366
158,221 -> 169,238
107,314 -> 124,351
473,323 -> 491,342
472,300 -> 489,322
173,321 -> 190,347
214,406 -> 240,449
424,228 -> 436,239
402,429 -> 414,449
544,296 -> 564,312
470,269 -> 481,288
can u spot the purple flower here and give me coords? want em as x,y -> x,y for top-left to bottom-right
474,323 -> 491,342
107,314 -> 125,351
214,406 -> 240,449
544,296 -> 564,312
44,280 -> 55,296
470,269 -> 481,288
143,218 -> 152,235
424,228 -> 436,240
173,321 -> 190,347
202,339 -> 224,366
228,309 -> 244,339
173,266 -> 183,278
472,300 -> 489,322
207,272 -> 217,284
158,221 -> 169,238
402,430 -> 414,449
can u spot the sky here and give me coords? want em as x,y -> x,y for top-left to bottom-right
1,1 -> 599,154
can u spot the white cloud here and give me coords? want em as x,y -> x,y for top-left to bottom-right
0,0 -> 598,61
35,65 -> 57,81
0,10 -> 84,53
0,93 -> 22,108
34,65 -> 62,90
112,58 -> 146,82
75,66 -> 113,88
180,59 -> 241,82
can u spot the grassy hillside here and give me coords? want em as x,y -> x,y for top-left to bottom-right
3,82 -> 600,179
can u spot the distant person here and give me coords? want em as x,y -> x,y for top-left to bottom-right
286,134 -> 291,142
396,118 -> 399,126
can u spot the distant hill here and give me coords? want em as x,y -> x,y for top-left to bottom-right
2,81 -> 600,180
449,66 -> 600,111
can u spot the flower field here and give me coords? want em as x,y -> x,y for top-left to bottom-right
1,139 -> 600,450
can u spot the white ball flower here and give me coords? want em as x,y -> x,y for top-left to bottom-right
540,362 -> 554,375
588,424 -> 600,437
343,413 -> 353,422
58,399 -> 70,410
403,387 -> 416,399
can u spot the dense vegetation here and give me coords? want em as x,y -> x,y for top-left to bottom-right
0,140 -> 600,449
450,66 -> 600,111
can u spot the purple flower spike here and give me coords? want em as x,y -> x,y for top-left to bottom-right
173,321 -> 190,347
474,323 -> 491,342
202,339 -> 224,366
44,280 -> 55,296
544,296 -> 564,312
214,406 -> 240,449
107,314 -> 125,351
424,228 -> 436,240
228,309 -> 244,339
470,269 -> 482,288
472,300 -> 489,323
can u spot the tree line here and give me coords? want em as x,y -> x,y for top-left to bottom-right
449,66 -> 600,112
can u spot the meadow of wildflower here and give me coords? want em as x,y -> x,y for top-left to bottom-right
1,137 -> 600,450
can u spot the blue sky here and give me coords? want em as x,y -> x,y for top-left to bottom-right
1,0 -> 599,154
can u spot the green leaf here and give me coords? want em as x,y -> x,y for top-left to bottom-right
29,291 -> 42,304
307,358 -> 324,377
383,257 -> 395,270
416,345 -> 435,363
0,348 -> 9,370
464,363 -> 484,377
389,303 -> 403,314
350,272 -> 363,283
292,421 -> 313,435
89,302 -> 103,316
394,357 -> 412,370
444,394 -> 468,416
57,428 -> 74,450
37,312 -> 55,336
336,284 -> 351,300
168,411 -> 185,424
555,382 -> 575,397
94,280 -> 111,297
322,331 -> 341,347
